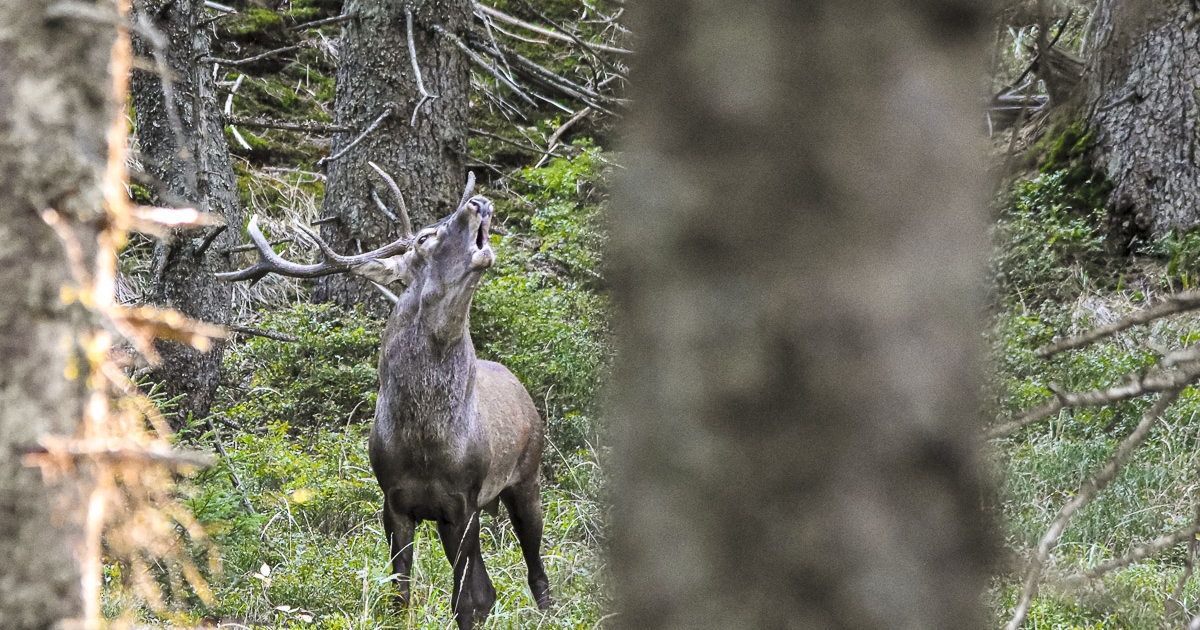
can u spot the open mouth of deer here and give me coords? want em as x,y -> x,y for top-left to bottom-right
469,197 -> 495,270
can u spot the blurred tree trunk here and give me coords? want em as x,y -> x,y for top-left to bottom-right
608,1 -> 993,629
131,0 -> 244,430
0,0 -> 115,626
1086,0 -> 1200,238
314,0 -> 471,315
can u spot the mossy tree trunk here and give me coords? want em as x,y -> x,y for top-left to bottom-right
1086,0 -> 1200,237
608,1 -> 993,628
0,0 -> 115,625
314,0 -> 471,315
131,0 -> 245,430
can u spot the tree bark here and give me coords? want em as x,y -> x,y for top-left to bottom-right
132,0 -> 245,429
0,0 -> 115,626
608,2 -> 993,629
313,0 -> 471,314
1086,0 -> 1200,237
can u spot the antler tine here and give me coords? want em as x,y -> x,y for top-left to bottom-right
367,161 -> 413,237
217,216 -> 415,284
456,171 -> 476,211
292,220 -> 414,266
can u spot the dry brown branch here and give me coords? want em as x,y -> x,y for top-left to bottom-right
473,1 -> 632,54
1005,387 -> 1185,630
1036,290 -> 1200,357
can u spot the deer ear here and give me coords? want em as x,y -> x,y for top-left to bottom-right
353,254 -> 414,287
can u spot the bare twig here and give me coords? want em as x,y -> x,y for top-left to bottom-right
203,1 -> 235,12
202,44 -> 304,67
1036,290 -> 1200,357
218,237 -> 291,255
987,360 -> 1200,439
473,2 -> 632,54
227,325 -> 299,343
534,106 -> 590,168
1061,523 -> 1200,588
1005,387 -> 1185,630
470,127 -> 565,157
371,281 -> 400,304
224,115 -> 349,134
204,416 -> 256,515
436,25 -> 537,107
287,11 -> 357,31
406,10 -> 438,126
317,104 -> 394,167
511,0 -> 625,75
469,34 -> 617,114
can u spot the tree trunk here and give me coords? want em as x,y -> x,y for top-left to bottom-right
1086,0 -> 1200,237
314,0 -> 471,314
608,2 -> 993,629
0,0 -> 115,626
132,0 -> 245,429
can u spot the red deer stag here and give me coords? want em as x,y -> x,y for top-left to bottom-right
217,174 -> 551,629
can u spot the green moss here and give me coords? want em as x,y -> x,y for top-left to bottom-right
128,183 -> 152,205
224,7 -> 285,39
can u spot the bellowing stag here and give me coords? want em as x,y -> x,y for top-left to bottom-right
218,174 -> 551,629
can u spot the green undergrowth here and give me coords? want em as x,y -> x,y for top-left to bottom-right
988,164 -> 1200,627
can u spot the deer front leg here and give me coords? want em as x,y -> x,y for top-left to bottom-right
437,513 -> 495,630
382,496 -> 416,608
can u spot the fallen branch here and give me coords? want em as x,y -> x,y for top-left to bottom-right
473,2 -> 632,54
1036,290 -> 1200,357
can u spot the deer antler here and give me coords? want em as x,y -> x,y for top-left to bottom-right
215,215 -> 412,283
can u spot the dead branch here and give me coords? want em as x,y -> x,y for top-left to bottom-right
534,106 -> 590,168
202,44 -> 304,67
227,325 -> 299,343
370,189 -> 400,223
1060,523 -> 1200,588
469,34 -> 617,115
317,104 -> 394,167
436,25 -> 537,108
204,416 -> 256,515
510,0 -> 625,75
1036,290 -> 1200,357
473,2 -> 632,54
406,10 -> 438,126
986,360 -> 1200,439
224,115 -> 349,134
287,11 -> 357,31
1005,387 -> 1185,630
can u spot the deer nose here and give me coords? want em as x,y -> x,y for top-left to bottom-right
467,195 -> 493,218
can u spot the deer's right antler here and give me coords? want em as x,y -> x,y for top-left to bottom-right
215,215 -> 412,283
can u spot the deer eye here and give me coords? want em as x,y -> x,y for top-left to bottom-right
417,233 -> 433,245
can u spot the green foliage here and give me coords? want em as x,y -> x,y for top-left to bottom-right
991,170 -> 1110,303
222,303 -> 382,428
